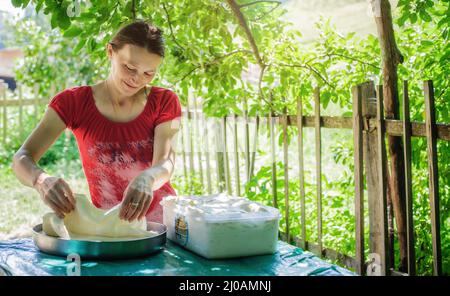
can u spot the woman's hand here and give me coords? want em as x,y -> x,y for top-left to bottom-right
34,172 -> 76,219
119,173 -> 155,222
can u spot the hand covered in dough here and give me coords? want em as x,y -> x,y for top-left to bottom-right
119,171 -> 155,222
34,172 -> 76,219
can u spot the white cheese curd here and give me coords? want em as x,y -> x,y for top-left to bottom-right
42,194 -> 158,241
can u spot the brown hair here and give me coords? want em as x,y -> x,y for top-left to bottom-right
109,20 -> 165,57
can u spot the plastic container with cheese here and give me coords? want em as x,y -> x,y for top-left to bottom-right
160,193 -> 280,259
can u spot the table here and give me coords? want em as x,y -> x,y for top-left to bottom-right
0,238 -> 356,276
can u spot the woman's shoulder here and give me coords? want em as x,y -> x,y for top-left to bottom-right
150,86 -> 182,125
48,86 -> 92,130
49,85 -> 92,113
52,85 -> 91,101
60,85 -> 91,97
151,86 -> 179,99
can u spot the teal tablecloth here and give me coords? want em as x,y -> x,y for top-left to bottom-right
0,238 -> 356,276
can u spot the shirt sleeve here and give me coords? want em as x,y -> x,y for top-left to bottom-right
154,90 -> 182,127
48,89 -> 77,130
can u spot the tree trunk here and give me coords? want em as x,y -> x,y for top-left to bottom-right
370,0 -> 407,272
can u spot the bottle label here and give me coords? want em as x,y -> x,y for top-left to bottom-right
174,214 -> 189,246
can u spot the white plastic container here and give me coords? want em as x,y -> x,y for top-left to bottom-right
160,193 -> 280,259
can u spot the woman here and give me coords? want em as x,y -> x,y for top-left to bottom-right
11,20 -> 181,224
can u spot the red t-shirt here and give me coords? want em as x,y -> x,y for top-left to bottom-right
48,85 -> 182,223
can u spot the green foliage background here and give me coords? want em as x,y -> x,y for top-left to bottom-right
1,0 -> 448,275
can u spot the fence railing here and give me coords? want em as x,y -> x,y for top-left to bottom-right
1,80 -> 448,276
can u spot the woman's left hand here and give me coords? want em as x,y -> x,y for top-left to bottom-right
119,172 -> 155,222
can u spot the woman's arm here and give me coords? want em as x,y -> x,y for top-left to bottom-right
12,108 -> 66,187
143,119 -> 181,190
11,107 -> 76,217
119,119 -> 180,221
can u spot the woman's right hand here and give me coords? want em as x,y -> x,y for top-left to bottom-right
33,172 -> 76,219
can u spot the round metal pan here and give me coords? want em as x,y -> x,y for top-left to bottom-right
32,222 -> 166,260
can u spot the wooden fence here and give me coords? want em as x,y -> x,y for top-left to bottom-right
1,80 -> 449,276
176,80 -> 449,276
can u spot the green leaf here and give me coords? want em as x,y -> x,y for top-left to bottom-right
45,0 -> 57,9
420,40 -> 434,47
87,38 -> 97,52
342,111 -> 352,117
439,50 -> 450,64
322,91 -> 331,109
72,39 -> 85,54
35,0 -> 44,12
424,0 -> 434,8
21,0 -> 30,8
50,12 -> 58,29
346,32 -> 356,40
58,11 -> 71,30
419,10 -> 432,22
63,26 -> 83,37
124,0 -> 133,18
437,16 -> 450,28
397,12 -> 410,26
11,0 -> 23,8
78,11 -> 95,21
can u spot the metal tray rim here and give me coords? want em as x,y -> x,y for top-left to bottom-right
32,222 -> 167,243
32,222 -> 167,260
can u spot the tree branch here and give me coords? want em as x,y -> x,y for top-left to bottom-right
226,0 -> 270,105
437,84 -> 449,101
162,3 -> 185,51
275,61 -> 334,89
257,64 -> 276,109
208,49 -> 254,64
289,41 -> 381,71
251,2 -> 281,21
170,49 -> 253,87
371,0 -> 408,273
238,1 -> 281,9
131,0 -> 136,20
326,52 -> 381,70
226,0 -> 265,67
